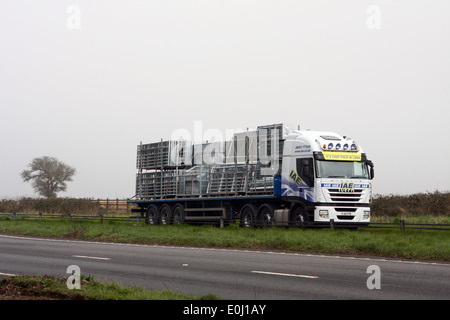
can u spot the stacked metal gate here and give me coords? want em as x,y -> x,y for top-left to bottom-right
136,166 -> 208,199
136,140 -> 193,169
135,124 -> 289,200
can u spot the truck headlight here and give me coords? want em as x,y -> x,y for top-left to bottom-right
363,210 -> 370,220
319,210 -> 329,219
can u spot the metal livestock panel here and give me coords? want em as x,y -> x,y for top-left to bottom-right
136,164 -> 274,200
136,166 -> 209,199
136,140 -> 193,170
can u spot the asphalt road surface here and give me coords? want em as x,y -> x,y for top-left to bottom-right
0,234 -> 449,300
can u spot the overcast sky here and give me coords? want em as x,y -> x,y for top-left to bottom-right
1,0 -> 449,199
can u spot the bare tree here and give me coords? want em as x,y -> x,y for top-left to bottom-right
21,156 -> 76,198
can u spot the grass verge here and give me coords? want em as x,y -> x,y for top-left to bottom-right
0,274 -> 219,300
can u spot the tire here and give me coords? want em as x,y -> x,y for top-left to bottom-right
240,204 -> 257,228
160,205 -> 172,225
146,205 -> 160,225
172,204 -> 185,225
258,205 -> 274,228
290,206 -> 307,228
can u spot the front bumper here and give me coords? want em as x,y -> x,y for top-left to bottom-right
314,206 -> 370,224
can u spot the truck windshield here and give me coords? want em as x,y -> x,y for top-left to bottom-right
315,160 -> 369,179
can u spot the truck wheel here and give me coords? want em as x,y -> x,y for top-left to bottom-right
172,204 -> 185,225
258,205 -> 274,228
240,204 -> 257,228
290,206 -> 307,229
146,205 -> 159,225
160,205 -> 172,225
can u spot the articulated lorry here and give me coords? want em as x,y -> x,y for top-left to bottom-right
129,123 -> 374,228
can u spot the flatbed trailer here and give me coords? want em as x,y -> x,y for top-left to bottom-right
130,194 -> 285,227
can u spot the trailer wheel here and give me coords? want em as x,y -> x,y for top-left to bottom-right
240,204 -> 257,228
146,205 -> 160,225
172,204 -> 185,225
290,206 -> 307,228
160,205 -> 172,225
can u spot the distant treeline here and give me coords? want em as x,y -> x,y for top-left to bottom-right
0,197 -> 101,215
371,191 -> 450,216
0,192 -> 449,216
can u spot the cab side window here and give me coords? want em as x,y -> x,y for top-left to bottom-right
296,158 -> 314,187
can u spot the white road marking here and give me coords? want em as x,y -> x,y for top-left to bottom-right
251,270 -> 318,279
72,255 -> 111,260
0,272 -> 16,276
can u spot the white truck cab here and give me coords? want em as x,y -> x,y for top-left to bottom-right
280,130 -> 374,226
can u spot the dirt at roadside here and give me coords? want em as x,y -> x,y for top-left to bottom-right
0,275 -> 83,300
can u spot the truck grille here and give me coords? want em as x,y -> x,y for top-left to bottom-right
327,189 -> 363,202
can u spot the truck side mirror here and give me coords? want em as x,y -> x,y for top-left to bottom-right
367,160 -> 374,180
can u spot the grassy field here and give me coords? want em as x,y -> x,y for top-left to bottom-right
0,217 -> 448,261
0,274 -> 219,300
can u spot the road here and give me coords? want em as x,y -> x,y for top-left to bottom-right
0,233 -> 449,300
